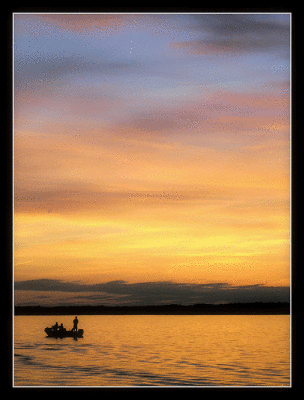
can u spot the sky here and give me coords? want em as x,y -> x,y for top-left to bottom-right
13,13 -> 291,306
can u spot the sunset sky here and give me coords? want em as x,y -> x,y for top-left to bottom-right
14,13 -> 291,306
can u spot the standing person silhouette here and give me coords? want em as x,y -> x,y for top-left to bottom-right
73,316 -> 78,332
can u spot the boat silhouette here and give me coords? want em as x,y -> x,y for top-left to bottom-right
45,326 -> 84,338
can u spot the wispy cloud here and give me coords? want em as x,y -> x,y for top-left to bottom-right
114,89 -> 289,137
171,14 -> 290,57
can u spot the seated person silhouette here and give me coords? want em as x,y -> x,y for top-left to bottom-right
52,322 -> 58,331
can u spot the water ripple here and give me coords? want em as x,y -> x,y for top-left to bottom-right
14,315 -> 290,387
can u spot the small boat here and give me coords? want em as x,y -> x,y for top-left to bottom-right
45,327 -> 84,338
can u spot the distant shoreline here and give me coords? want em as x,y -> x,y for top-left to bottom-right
14,302 -> 290,316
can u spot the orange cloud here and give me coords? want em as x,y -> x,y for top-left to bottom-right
14,14 -> 136,36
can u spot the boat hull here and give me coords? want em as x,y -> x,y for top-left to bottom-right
45,327 -> 84,338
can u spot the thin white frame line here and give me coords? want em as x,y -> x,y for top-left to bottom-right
12,11 -> 292,388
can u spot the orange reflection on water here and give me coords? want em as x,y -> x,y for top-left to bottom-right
14,315 -> 290,386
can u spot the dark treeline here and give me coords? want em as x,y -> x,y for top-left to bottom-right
15,302 -> 290,315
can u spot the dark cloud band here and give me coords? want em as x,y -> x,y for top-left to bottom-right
14,279 -> 290,306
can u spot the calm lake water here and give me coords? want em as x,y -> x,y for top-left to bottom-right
14,315 -> 290,387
